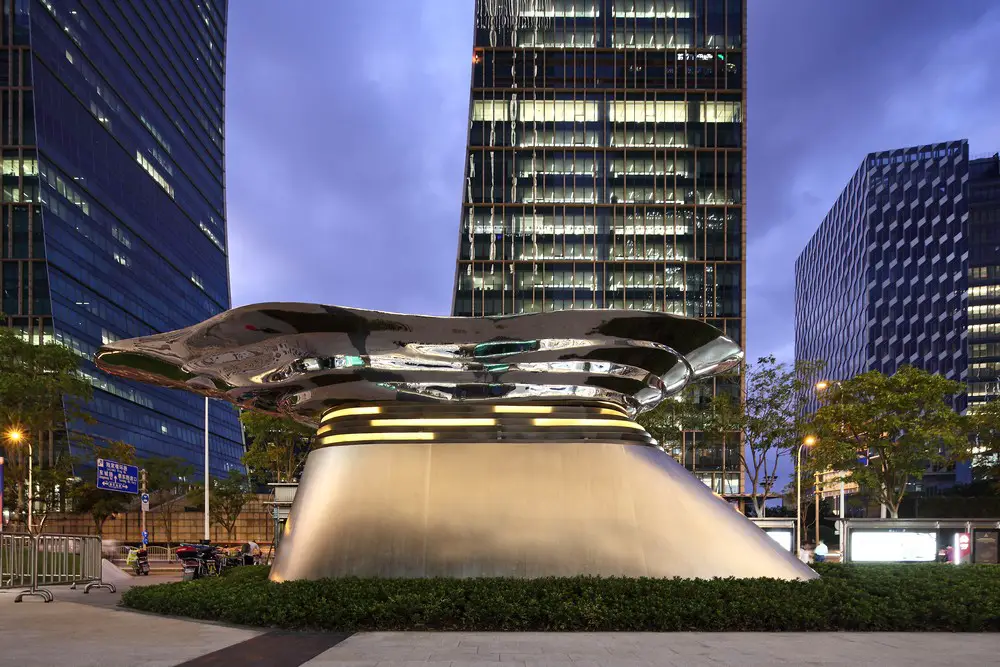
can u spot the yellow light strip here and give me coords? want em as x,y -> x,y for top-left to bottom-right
493,405 -> 554,414
316,424 -> 333,436
599,407 -> 626,416
532,418 -> 645,430
370,418 -> 496,427
319,431 -> 435,445
321,406 -> 382,423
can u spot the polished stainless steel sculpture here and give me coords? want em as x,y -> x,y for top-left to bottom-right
96,303 -> 817,581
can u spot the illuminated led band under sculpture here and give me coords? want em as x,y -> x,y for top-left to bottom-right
96,303 -> 817,581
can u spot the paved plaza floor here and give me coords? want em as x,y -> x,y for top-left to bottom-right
1,574 -> 998,666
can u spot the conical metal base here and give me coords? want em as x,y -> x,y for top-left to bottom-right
271,442 -> 817,581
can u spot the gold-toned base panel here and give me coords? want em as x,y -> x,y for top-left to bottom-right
271,442 -> 817,581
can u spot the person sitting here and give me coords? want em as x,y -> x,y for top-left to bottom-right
814,539 -> 829,563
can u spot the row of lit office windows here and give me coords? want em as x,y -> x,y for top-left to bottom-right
472,100 -> 741,124
477,186 -> 740,205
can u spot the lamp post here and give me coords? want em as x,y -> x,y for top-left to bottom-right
204,396 -> 210,543
796,435 -> 816,557
6,429 -> 31,532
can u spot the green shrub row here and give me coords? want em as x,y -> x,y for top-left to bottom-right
121,563 -> 1000,632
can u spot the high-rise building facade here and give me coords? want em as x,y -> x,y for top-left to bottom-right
968,152 -> 1000,409
452,0 -> 746,497
795,140 -> 971,490
0,1 -> 242,475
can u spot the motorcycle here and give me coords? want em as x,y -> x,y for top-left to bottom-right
126,547 -> 150,576
177,543 -> 223,580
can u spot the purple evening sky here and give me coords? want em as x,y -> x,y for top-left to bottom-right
224,0 -> 1000,366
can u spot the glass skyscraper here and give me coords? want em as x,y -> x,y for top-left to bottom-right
795,140 -> 971,490
0,0 -> 242,475
452,0 -> 746,497
969,152 -> 1000,409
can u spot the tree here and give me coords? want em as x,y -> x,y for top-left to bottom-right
968,398 -> 1000,486
808,366 -> 969,518
71,440 -> 136,535
0,325 -> 93,464
638,383 -> 713,448
142,456 -> 194,549
240,411 -> 313,485
188,471 -> 255,540
0,325 -> 92,524
703,356 -> 824,518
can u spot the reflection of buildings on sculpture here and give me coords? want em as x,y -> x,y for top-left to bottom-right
453,0 -> 748,501
796,142 -> 1000,492
95,303 -> 817,581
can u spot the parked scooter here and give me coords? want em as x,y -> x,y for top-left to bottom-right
126,546 -> 150,576
176,543 -> 223,580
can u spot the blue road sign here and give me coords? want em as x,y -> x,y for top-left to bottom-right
142,530 -> 148,540
142,535 -> 149,546
141,493 -> 150,504
96,458 -> 139,494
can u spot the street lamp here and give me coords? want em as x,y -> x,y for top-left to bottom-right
5,428 -> 32,532
796,435 -> 817,558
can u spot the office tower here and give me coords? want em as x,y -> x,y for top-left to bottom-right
0,1 -> 242,474
795,140 -> 971,490
968,152 -> 1000,409
452,0 -> 746,497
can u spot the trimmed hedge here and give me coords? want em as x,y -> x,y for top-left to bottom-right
121,564 -> 1000,632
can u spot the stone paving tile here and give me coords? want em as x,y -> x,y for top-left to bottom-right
310,632 -> 1000,667
0,593 -> 258,667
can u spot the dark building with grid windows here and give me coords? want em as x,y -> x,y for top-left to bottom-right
0,1 -> 242,475
795,140 -> 973,491
451,0 -> 746,497
969,152 -> 1000,409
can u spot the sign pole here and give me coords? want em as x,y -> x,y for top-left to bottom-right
27,439 -> 33,534
140,469 -> 148,545
204,396 -> 210,543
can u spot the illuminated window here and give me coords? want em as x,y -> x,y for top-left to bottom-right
611,29 -> 692,50
136,151 -> 175,198
520,0 -> 598,18
518,156 -> 596,177
610,129 -> 688,148
517,30 -> 597,49
969,285 -> 1000,299
613,0 -> 692,19
473,100 -> 600,123
608,101 -> 687,124
700,101 -> 742,123
520,100 -> 600,123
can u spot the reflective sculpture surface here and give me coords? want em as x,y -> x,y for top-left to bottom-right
96,303 -> 817,581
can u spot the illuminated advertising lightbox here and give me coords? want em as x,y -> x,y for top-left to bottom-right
851,531 -> 937,562
764,529 -> 793,552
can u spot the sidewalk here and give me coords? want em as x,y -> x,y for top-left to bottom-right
2,577 -> 999,666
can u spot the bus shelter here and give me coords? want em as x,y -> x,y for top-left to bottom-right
840,518 -> 1000,564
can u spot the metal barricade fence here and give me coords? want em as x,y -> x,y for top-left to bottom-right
1,533 -> 33,589
113,545 -> 176,563
0,532 -> 115,602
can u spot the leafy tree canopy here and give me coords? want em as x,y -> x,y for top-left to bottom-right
703,355 -> 824,517
240,411 -> 313,485
808,365 -> 968,518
